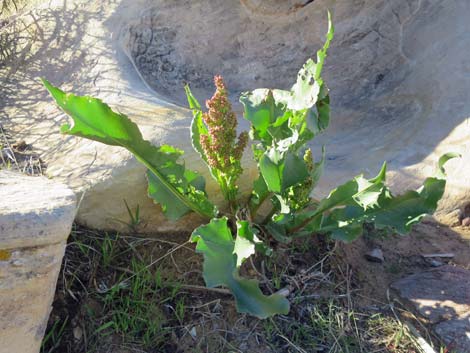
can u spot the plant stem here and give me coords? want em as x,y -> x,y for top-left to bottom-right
249,192 -> 273,219
287,212 -> 321,234
134,150 -> 215,219
260,206 -> 277,225
219,175 -> 238,212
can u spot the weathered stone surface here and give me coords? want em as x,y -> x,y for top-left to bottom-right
391,266 -> 470,352
1,0 -> 470,233
0,171 -> 76,353
462,217 -> 470,227
0,171 -> 77,248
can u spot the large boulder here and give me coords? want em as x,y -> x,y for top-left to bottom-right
1,0 -> 469,233
0,171 -> 76,353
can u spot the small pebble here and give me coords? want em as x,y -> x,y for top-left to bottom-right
276,287 -> 291,297
462,217 -> 470,227
429,259 -> 443,267
73,326 -> 83,341
189,326 -> 197,339
365,248 -> 384,263
11,259 -> 23,267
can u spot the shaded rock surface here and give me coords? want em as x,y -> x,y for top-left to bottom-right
1,0 -> 470,232
391,266 -> 470,352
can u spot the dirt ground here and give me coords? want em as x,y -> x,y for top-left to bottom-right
341,219 -> 470,306
40,218 -> 470,353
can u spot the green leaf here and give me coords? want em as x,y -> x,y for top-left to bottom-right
240,12 -> 334,155
311,146 -> 326,189
306,87 -> 330,134
315,162 -> 387,215
288,59 -> 321,111
234,221 -> 271,265
266,218 -> 293,244
191,218 -> 290,318
260,149 -> 309,194
283,152 -> 309,190
259,149 -> 283,193
436,152 -> 461,178
43,79 -> 217,220
315,11 -> 335,88
268,207 -> 324,242
184,84 -> 201,110
281,11 -> 334,111
321,154 -> 459,242
316,88 -> 330,132
240,89 -> 283,144
234,221 -> 257,267
249,175 -> 270,214
147,172 -> 188,220
283,163 -> 387,235
185,85 -> 208,164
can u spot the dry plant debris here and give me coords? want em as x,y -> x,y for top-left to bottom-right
41,224 -> 452,353
0,123 -> 45,175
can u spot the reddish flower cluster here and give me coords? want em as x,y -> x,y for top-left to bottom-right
200,76 -> 248,177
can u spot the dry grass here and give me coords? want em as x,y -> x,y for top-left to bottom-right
0,123 -> 45,175
1,0 -> 18,16
1,0 -> 29,18
41,224 -> 446,353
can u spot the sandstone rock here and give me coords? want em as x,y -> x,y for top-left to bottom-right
0,171 -> 76,353
391,266 -> 470,352
2,0 -> 470,233
461,217 -> 470,227
441,209 -> 463,227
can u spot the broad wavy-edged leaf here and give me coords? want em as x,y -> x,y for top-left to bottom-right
240,89 -> 284,145
249,175 -> 270,214
280,12 -> 336,112
191,218 -> 290,318
275,12 -> 334,112
316,87 -> 330,132
241,13 -> 334,130
315,162 -> 387,215
43,79 -> 217,220
321,153 -> 460,241
306,86 -> 330,135
259,149 -> 309,194
234,221 -> 271,264
279,163 -> 387,235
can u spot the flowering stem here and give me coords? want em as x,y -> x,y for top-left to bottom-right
198,76 -> 248,207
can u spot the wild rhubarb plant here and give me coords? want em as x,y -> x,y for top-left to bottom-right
43,13 -> 458,319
